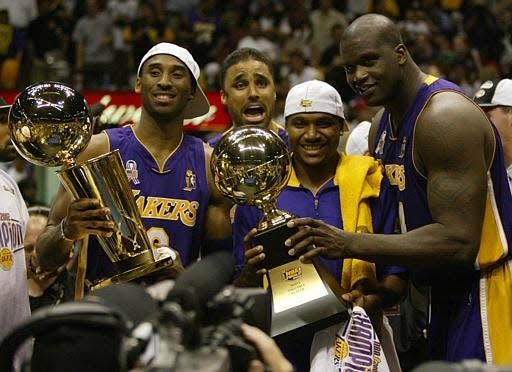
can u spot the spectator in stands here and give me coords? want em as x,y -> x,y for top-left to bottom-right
72,0 -> 114,90
310,0 -> 347,65
286,49 -> 323,88
25,205 -> 76,311
0,9 -> 25,89
26,0 -> 72,84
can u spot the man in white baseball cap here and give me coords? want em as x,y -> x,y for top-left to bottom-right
35,42 -> 233,294
232,80 -> 404,371
284,79 -> 348,129
474,79 -> 512,193
137,42 -> 210,119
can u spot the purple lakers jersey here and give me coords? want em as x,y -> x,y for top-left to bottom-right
85,126 -> 210,282
372,76 -> 512,362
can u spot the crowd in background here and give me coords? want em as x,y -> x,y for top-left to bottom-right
1,0 -> 512,205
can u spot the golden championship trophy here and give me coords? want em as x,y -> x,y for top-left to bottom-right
8,81 -> 174,290
211,126 -> 347,338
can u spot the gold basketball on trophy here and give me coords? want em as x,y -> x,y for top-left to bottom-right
9,81 -> 92,166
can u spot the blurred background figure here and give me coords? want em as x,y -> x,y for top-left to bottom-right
4,153 -> 31,183
473,78 -> 512,194
72,0 -> 113,90
344,120 -> 371,156
0,9 -> 25,90
25,205 -> 76,312
18,176 -> 45,207
26,0 -> 72,85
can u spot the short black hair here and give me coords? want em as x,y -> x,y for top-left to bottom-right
219,48 -> 274,90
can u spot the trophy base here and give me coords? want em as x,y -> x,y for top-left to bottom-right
253,221 -> 298,270
267,258 -> 348,338
89,255 -> 175,291
252,216 -> 348,338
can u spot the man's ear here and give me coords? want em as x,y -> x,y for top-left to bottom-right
395,44 -> 407,65
134,77 -> 142,93
220,90 -> 227,105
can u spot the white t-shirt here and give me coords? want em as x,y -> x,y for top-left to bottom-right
0,169 -> 30,358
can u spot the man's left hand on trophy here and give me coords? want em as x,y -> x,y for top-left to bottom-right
62,198 -> 185,282
233,228 -> 266,287
62,199 -> 115,241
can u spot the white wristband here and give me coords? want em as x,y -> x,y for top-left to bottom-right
60,218 -> 74,243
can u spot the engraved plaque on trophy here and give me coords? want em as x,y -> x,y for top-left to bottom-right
8,81 -> 174,290
211,126 -> 347,337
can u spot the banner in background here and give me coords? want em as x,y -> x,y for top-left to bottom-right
0,90 -> 231,133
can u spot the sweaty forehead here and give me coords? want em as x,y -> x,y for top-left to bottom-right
340,31 -> 383,60
342,27 -> 380,49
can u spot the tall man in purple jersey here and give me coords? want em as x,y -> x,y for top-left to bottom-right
35,43 -> 232,292
285,14 -> 512,364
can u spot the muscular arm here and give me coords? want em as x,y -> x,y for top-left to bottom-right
36,133 -> 112,271
289,93 -> 494,270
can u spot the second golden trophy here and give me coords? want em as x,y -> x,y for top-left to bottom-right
211,126 -> 347,337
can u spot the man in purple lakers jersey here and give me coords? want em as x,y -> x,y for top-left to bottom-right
208,48 -> 287,148
35,43 -> 232,292
285,14 -> 512,365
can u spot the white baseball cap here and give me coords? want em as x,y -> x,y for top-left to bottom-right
284,80 -> 348,130
345,120 -> 371,155
474,79 -> 512,107
137,42 -> 210,119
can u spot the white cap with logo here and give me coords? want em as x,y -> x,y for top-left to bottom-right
137,42 -> 210,119
284,80 -> 347,129
474,79 -> 512,107
285,80 -> 345,118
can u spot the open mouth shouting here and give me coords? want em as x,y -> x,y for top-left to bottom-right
242,104 -> 266,124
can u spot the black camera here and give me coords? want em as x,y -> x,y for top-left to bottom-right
0,252 -> 271,372
149,284 -> 270,372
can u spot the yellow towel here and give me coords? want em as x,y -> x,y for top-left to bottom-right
333,154 -> 383,291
